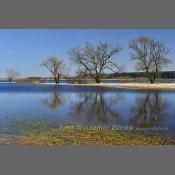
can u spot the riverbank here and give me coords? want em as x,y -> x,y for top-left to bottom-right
39,82 -> 175,90
9,127 -> 175,145
95,83 -> 175,90
4,120 -> 174,145
2,78 -> 175,90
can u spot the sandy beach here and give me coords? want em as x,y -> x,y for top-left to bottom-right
39,82 -> 175,90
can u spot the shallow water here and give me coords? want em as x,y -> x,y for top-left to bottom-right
0,83 -> 175,137
1,79 -> 175,84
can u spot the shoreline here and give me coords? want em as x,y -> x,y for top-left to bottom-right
2,81 -> 175,90
10,126 -> 175,145
38,82 -> 175,90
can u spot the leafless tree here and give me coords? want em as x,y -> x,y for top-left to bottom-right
41,56 -> 64,84
129,36 -> 171,83
69,42 -> 123,83
6,68 -> 20,82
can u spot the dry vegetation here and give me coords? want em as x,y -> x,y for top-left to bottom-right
16,77 -> 45,83
41,82 -> 175,90
100,83 -> 175,90
9,125 -> 175,145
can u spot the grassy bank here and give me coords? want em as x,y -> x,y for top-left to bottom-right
9,125 -> 175,145
99,83 -> 175,90
14,77 -> 175,90
39,82 -> 175,90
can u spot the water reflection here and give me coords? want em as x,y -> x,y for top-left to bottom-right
130,91 -> 170,128
0,82 -> 175,136
42,92 -> 64,109
69,93 -> 124,125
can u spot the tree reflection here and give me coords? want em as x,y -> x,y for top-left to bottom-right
130,91 -> 170,128
69,92 -> 124,125
42,92 -> 64,109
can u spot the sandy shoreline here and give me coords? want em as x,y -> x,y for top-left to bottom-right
38,82 -> 175,90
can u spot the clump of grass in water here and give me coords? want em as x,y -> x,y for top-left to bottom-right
10,124 -> 175,145
9,119 -> 48,135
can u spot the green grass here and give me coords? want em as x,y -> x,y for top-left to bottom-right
7,122 -> 175,145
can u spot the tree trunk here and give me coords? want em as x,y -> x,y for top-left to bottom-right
147,72 -> 155,84
96,79 -> 101,83
54,76 -> 59,84
150,78 -> 155,84
9,79 -> 12,82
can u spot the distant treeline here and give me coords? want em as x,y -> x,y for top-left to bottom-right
4,71 -> 174,81
106,71 -> 175,79
72,71 -> 175,79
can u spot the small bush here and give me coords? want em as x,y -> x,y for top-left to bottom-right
121,79 -> 132,83
16,77 -> 45,84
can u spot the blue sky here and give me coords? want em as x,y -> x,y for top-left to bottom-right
0,29 -> 175,78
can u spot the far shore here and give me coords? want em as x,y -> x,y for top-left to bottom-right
38,82 -> 175,90
2,78 -> 175,90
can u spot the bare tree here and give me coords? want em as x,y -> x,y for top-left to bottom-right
6,68 -> 20,82
129,36 -> 171,83
69,42 -> 123,83
41,56 -> 64,84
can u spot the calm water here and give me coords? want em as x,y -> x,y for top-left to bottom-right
0,83 -> 175,137
1,79 -> 175,84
